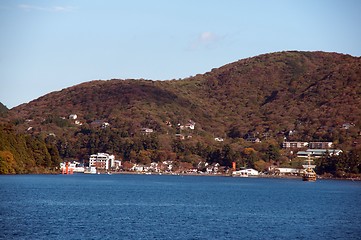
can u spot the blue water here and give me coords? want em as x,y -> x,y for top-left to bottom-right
1,175 -> 361,240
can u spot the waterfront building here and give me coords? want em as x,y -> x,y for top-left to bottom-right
89,153 -> 115,170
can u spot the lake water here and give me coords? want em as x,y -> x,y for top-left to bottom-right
1,174 -> 361,240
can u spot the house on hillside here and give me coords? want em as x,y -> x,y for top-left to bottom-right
342,123 -> 355,130
141,128 -> 154,135
308,142 -> 333,149
282,141 -> 308,149
90,120 -> 109,129
175,134 -> 185,140
246,137 -> 261,143
74,120 -> 83,126
179,120 -> 196,130
297,149 -> 342,158
69,114 -> 77,120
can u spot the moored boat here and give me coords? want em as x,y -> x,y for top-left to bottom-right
302,155 -> 317,181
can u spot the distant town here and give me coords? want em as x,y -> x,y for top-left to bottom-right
60,139 -> 344,179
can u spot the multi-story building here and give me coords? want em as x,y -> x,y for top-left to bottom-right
89,153 -> 115,170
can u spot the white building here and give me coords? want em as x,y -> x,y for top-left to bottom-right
232,168 -> 259,177
308,142 -> 333,149
60,161 -> 85,173
69,114 -> 78,120
297,149 -> 342,158
275,168 -> 300,175
141,128 -> 154,134
89,153 -> 115,170
283,141 -> 308,148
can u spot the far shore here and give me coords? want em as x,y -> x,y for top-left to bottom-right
83,170 -> 361,181
2,170 -> 360,181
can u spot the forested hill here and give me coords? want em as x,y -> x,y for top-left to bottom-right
2,51 -> 361,174
9,51 -> 361,141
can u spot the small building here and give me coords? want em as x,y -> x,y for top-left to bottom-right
74,120 -> 83,126
275,168 -> 300,175
91,120 -> 107,128
141,128 -> 154,134
175,134 -> 185,140
179,120 -> 196,130
246,137 -> 261,143
297,149 -> 342,158
342,123 -> 354,130
163,161 -> 174,171
132,164 -> 148,172
308,142 -> 333,149
232,168 -> 259,177
214,137 -> 224,142
60,161 -> 85,173
69,114 -> 77,120
282,141 -> 308,149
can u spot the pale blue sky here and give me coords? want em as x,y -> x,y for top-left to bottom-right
1,0 -> 360,108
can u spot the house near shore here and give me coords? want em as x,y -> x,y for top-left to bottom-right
274,168 -> 300,175
232,168 -> 259,177
206,163 -> 220,174
60,161 -> 85,173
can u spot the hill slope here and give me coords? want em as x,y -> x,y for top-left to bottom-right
4,51 -> 361,170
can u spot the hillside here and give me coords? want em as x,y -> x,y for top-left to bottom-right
0,102 -> 8,117
3,51 -> 361,174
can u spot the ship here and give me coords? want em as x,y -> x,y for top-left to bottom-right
302,154 -> 317,181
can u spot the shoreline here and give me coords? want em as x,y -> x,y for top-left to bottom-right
2,171 -> 360,181
89,171 -> 361,181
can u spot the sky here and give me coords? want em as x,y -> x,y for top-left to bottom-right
1,0 -> 361,108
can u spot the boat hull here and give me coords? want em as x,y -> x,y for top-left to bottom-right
302,169 -> 317,181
